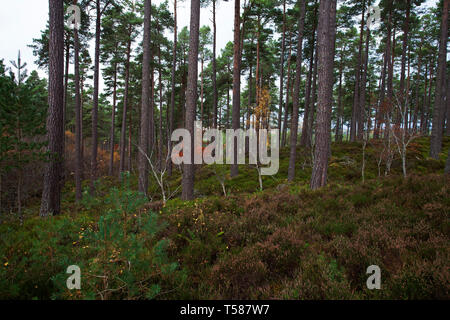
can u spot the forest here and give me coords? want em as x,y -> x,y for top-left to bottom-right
0,0 -> 449,300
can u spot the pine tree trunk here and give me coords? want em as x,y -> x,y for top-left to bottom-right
413,42 -> 422,133
430,0 -> 449,159
200,57 -> 204,123
168,0 -> 177,176
281,33 -> 292,148
158,42 -> 164,172
108,62 -> 117,176
231,0 -> 241,178
310,0 -> 337,190
90,0 -> 101,196
287,0 -> 306,181
182,0 -> 200,200
138,0 -> 151,196
63,40 -> 70,163
73,10 -> 82,201
41,0 -> 64,216
128,103 -> 132,172
398,0 -> 411,126
119,27 -> 132,178
301,28 -> 316,147
359,7 -> 370,139
445,70 -> 450,136
149,72 -> 155,155
278,0 -> 286,132
351,0 -> 365,142
212,0 -> 218,129
307,44 -> 319,148
424,62 -> 434,135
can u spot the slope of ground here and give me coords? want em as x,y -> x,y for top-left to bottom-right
0,137 -> 449,299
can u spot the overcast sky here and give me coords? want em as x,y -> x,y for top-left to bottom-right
0,0 -> 236,80
0,0 -> 440,85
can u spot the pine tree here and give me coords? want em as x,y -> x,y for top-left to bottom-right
182,0 -> 200,200
310,0 -> 337,190
40,0 -> 65,216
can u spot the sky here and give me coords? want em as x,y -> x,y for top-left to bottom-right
0,0 -> 236,81
0,0 -> 440,87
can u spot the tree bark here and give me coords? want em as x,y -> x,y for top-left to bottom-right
40,0 -> 64,216
300,27 -> 316,146
307,44 -> 319,148
119,26 -> 132,178
182,0 -> 200,200
278,0 -> 287,132
138,0 -> 151,197
90,0 -> 101,196
351,0 -> 365,142
445,70 -> 450,136
231,0 -> 241,178
310,0 -> 337,190
430,0 -> 449,159
168,0 -> 177,176
359,3 -> 371,140
212,0 -> 218,129
108,61 -> 117,176
73,3 -> 82,201
281,32 -> 292,148
287,0 -> 306,181
158,38 -> 164,172
398,0 -> 411,126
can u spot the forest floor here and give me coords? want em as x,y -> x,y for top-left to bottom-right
1,137 -> 449,299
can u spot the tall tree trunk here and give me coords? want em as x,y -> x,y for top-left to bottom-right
128,101 -> 132,172
108,61 -> 117,176
278,0 -> 287,132
387,26 -> 395,110
149,72 -> 155,156
119,26 -> 132,178
138,0 -> 151,197
158,40 -> 164,172
168,0 -> 177,176
420,62 -> 428,134
231,0 -> 241,178
73,3 -> 82,201
310,0 -> 337,190
413,42 -> 422,133
301,28 -> 316,146
359,4 -> 371,139
351,0 -> 366,142
307,44 -> 319,148
424,61 -> 434,134
445,70 -> 450,136
430,0 -> 449,159
375,44 -> 389,139
90,0 -> 101,196
398,0 -> 411,126
246,41 -> 253,154
40,0 -> 64,216
287,0 -> 306,181
182,0 -> 200,200
281,33 -> 292,147
200,57 -> 204,123
212,0 -> 218,129
63,40 -> 70,162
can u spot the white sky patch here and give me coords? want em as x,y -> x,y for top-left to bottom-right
0,0 -> 442,94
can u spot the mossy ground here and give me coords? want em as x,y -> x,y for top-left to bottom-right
1,137 -> 449,299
